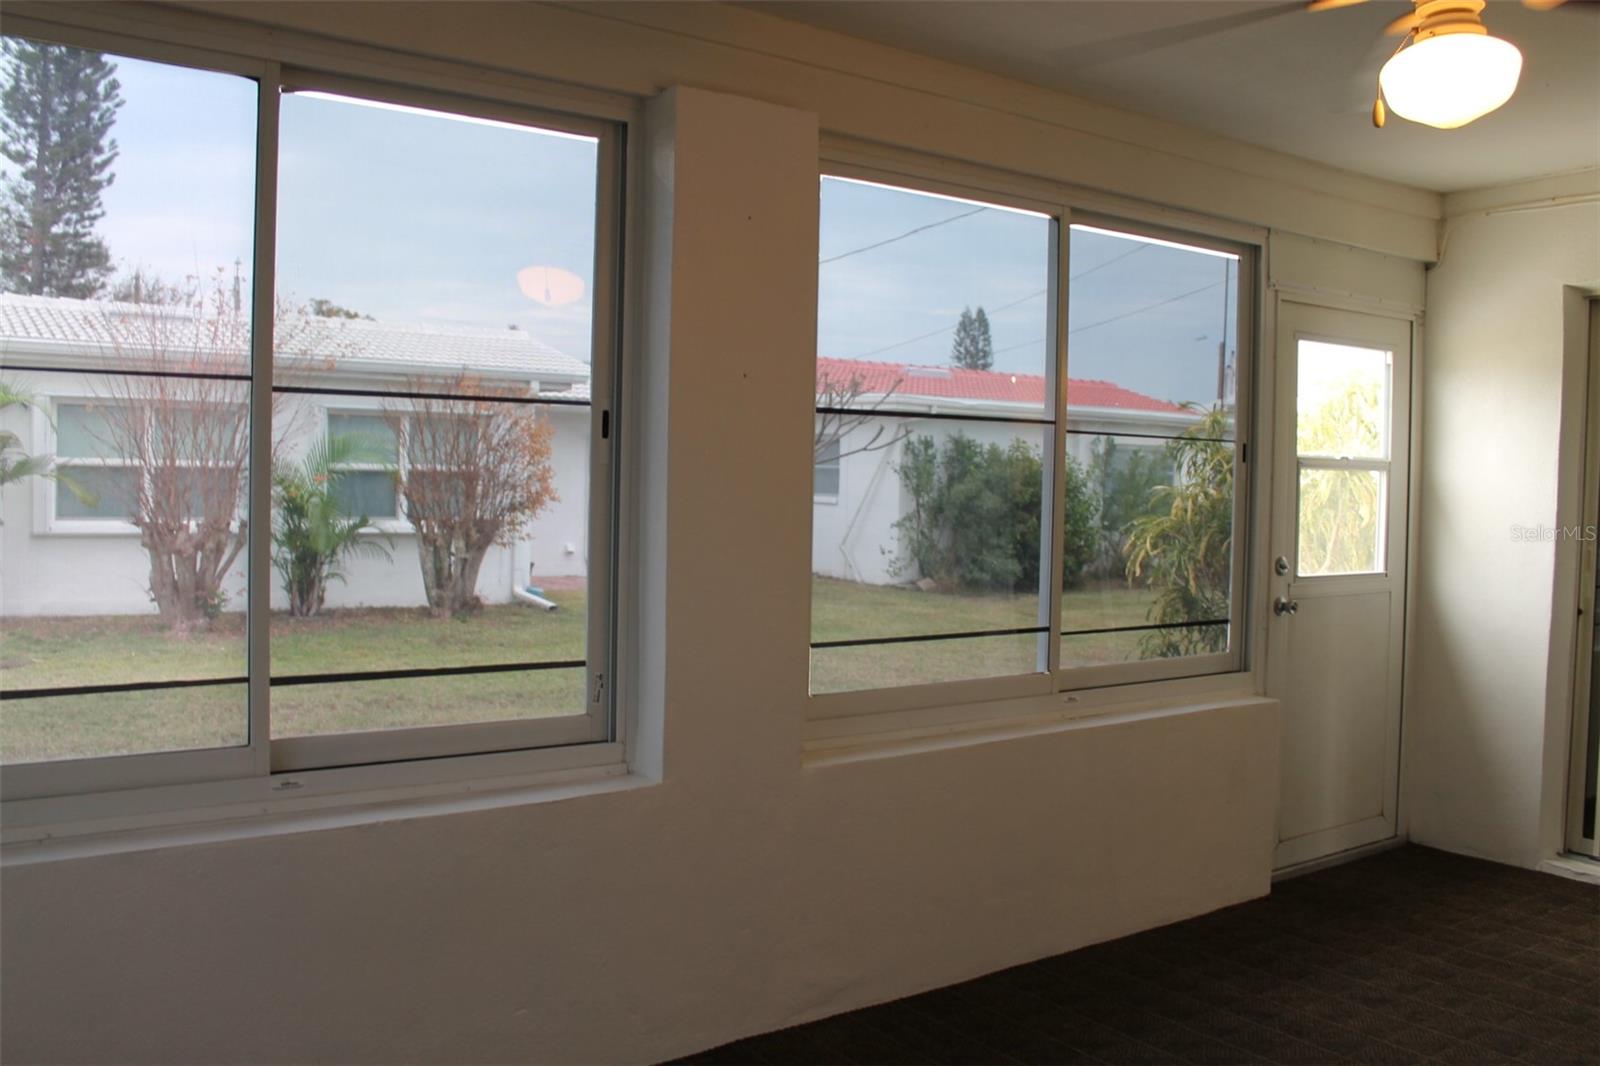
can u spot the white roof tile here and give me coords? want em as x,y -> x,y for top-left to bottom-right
0,294 -> 592,389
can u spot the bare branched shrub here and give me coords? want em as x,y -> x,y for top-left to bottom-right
814,367 -> 910,463
383,375 -> 557,619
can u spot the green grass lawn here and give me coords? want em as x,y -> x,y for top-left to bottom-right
1,576 -> 1210,763
0,591 -> 588,764
808,576 -> 1181,693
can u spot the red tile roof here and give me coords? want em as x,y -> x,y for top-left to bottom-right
816,356 -> 1185,413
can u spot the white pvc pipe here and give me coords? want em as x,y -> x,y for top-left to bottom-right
512,586 -> 560,611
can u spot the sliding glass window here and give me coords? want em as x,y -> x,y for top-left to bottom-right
810,176 -> 1250,710
0,30 -> 621,798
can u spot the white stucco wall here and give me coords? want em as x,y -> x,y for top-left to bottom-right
1407,170 -> 1600,869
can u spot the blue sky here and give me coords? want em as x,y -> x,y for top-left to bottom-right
58,49 -> 1235,404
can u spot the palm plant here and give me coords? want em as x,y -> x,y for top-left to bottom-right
1123,406 -> 1235,658
0,379 -> 92,519
271,433 -> 393,618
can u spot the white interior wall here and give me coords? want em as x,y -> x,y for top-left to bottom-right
1408,169 -> 1600,869
0,3 -> 1454,1061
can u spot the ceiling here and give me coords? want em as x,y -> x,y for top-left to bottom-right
752,0 -> 1600,192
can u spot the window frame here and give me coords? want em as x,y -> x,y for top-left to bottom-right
0,22 -> 630,806
807,157 -> 1257,723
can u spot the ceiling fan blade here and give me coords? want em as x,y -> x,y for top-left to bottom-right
1521,0 -> 1567,9
1307,0 -> 1373,10
1383,12 -> 1422,35
1053,3 -> 1304,68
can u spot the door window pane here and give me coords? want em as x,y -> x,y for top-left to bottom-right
1298,468 -> 1385,576
1297,340 -> 1391,459
0,39 -> 255,765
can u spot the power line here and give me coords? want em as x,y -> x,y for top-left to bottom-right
818,207 -> 987,265
992,279 -> 1223,356
1069,279 -> 1222,336
839,242 -> 1150,362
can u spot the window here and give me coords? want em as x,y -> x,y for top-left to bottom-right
810,174 -> 1251,711
1059,223 -> 1245,682
325,412 -> 398,520
1294,340 -> 1391,577
813,436 -> 841,499
53,402 -> 139,520
811,176 -> 1056,698
0,32 -> 622,800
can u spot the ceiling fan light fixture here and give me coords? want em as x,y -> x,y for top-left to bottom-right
1378,29 -> 1523,129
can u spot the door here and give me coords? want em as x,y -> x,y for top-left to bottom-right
1566,298 -> 1600,858
1269,301 -> 1412,870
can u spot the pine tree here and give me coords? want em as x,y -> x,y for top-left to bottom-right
951,304 -> 994,370
0,39 -> 122,298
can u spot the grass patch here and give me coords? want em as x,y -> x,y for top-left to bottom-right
1,591 -> 588,764
2,577 -> 1211,760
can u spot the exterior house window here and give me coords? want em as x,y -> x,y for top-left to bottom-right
813,436 -> 841,499
326,411 -> 399,520
52,402 -> 138,521
809,173 -> 1252,714
0,29 -> 623,806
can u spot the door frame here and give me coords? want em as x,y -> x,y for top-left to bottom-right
1267,296 -> 1419,870
1562,297 -> 1600,857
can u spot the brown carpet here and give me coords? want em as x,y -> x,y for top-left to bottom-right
674,845 -> 1599,1065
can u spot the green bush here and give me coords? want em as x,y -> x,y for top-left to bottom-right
1124,406 -> 1235,658
893,433 -> 1097,592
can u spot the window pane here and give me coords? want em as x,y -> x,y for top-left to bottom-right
272,669 -> 586,738
0,40 -> 255,765
1298,467 -> 1385,576
327,412 -> 398,458
269,393 -> 589,735
814,436 -> 841,497
809,423 -> 1049,695
1062,423 -> 1235,664
55,403 -> 122,459
0,684 -> 246,764
811,634 -> 1040,695
812,178 -> 1053,696
330,470 -> 397,519
1060,625 -> 1229,670
817,177 -> 1053,418
55,465 -> 137,519
1067,224 -> 1239,431
271,91 -> 602,743
275,89 -> 599,385
1297,340 -> 1391,459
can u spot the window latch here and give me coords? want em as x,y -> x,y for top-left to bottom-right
592,672 -> 606,704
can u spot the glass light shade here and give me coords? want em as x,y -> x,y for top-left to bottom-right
1379,32 -> 1523,129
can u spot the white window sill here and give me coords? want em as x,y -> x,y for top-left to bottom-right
1,742 -> 637,864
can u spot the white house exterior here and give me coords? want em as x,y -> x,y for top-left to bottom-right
2,294 -> 1201,617
812,356 -> 1201,585
0,293 -> 593,618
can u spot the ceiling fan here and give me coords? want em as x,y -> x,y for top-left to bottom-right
1308,0 -> 1590,129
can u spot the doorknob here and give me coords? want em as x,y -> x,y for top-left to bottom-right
1273,597 -> 1299,616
